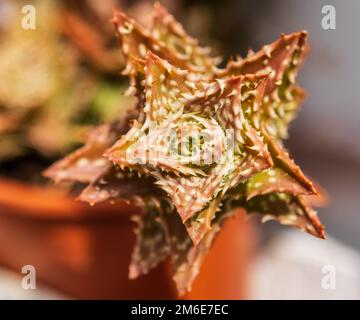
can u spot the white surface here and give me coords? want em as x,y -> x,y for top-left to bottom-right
0,268 -> 66,300
250,230 -> 360,299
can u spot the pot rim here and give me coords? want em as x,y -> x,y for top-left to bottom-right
0,177 -> 140,222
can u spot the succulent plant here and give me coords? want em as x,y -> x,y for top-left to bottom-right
0,0 -> 132,160
45,3 -> 326,296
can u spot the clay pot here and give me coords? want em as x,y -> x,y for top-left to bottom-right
0,177 -> 253,299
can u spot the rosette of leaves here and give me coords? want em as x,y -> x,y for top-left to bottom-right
45,3 -> 326,296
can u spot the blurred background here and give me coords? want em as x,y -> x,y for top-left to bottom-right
0,0 -> 359,299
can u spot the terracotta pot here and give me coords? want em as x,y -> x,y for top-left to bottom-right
0,177 -> 253,299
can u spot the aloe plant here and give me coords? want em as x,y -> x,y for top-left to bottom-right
45,3 -> 326,296
0,0 -> 128,160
